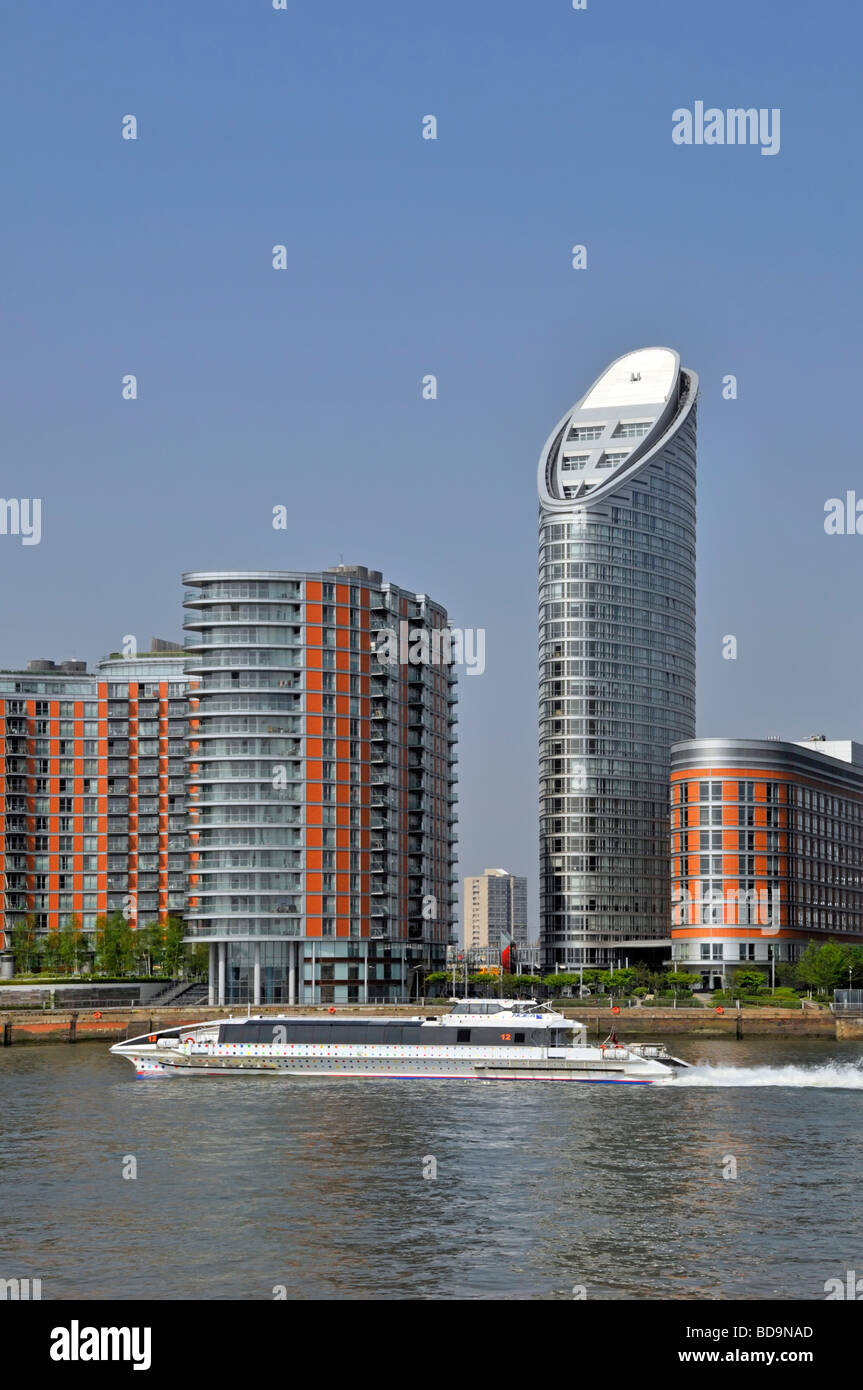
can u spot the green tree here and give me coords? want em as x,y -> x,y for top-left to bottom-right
582,969 -> 606,992
774,959 -> 799,989
607,968 -> 637,993
630,962 -> 656,991
796,941 -> 848,996
841,943 -> 863,987
542,972 -> 581,992
187,942 -> 210,980
732,968 -> 766,994
664,971 -> 699,991
58,914 -> 85,975
134,922 -> 164,976
42,931 -> 63,974
94,912 -> 135,976
162,917 -> 186,977
467,971 -> 493,996
10,916 -> 39,973
507,974 -> 542,997
423,970 -> 456,997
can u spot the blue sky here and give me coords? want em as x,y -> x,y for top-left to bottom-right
2,0 -> 861,934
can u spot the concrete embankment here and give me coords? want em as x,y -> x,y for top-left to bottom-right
565,1007 -> 841,1039
0,1003 -> 858,1045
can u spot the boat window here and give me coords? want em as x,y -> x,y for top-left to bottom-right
218,1021 -> 432,1046
456,1029 -> 471,1043
514,1032 -> 526,1043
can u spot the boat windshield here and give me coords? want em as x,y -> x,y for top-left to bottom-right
449,1001 -> 509,1015
447,1000 -> 553,1016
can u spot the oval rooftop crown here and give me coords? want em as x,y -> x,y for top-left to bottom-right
538,346 -> 694,510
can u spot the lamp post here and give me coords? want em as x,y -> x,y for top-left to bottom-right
405,964 -> 421,1004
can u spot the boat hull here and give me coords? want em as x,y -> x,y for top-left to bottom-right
117,1048 -> 668,1083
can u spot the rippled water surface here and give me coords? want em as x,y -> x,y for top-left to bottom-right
1,1037 -> 861,1300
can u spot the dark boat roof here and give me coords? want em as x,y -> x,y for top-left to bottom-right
223,1014 -> 430,1026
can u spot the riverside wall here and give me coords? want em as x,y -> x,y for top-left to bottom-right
0,1002 -> 851,1045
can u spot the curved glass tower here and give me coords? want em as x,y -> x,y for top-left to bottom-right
537,347 -> 697,969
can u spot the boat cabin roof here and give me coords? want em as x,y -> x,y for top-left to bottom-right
448,999 -> 552,1016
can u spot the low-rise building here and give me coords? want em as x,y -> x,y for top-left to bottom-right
670,736 -> 863,989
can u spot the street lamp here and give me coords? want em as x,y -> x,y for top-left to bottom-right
407,963 -> 424,1004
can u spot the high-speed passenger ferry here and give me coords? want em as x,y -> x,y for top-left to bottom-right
110,999 -> 689,1083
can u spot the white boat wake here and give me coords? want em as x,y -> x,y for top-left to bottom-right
666,1061 -> 863,1089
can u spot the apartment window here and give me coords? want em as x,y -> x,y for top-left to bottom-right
568,424 -> 605,441
612,420 -> 651,439
561,455 -> 589,472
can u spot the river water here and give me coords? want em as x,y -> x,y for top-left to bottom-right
1,1037 -> 861,1300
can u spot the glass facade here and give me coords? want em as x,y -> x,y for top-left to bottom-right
182,567 -> 458,1003
537,348 -> 698,968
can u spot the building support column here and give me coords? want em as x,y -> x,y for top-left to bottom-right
288,941 -> 297,1006
208,942 -> 216,1006
253,941 -> 261,1006
217,941 -> 226,1007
